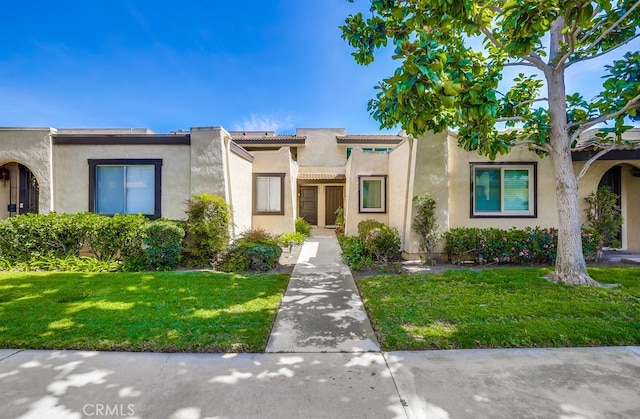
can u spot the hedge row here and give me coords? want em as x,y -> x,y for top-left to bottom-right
443,227 -> 601,265
0,212 -> 184,271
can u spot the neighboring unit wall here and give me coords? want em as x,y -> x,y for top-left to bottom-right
575,160 -> 640,251
296,128 -> 347,167
447,133 -> 559,230
52,142 -> 191,220
387,139 -> 415,253
251,147 -> 297,234
0,128 -> 53,217
344,147 -> 389,236
225,141 -> 253,237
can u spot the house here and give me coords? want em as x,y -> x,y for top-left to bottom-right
1,126 -> 639,257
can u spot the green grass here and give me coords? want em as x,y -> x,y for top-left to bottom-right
358,267 -> 640,350
0,271 -> 288,352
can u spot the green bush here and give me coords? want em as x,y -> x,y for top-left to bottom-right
338,234 -> 374,271
0,212 -> 94,260
295,217 -> 311,236
279,232 -> 306,246
218,229 -> 282,272
144,220 -> 185,270
357,219 -> 385,240
0,255 -> 122,272
585,186 -> 623,249
363,225 -> 401,265
443,226 -> 602,265
337,221 -> 400,270
412,193 -> 439,262
183,193 -> 230,267
87,214 -> 147,263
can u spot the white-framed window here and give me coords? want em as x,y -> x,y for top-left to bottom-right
254,173 -> 285,215
471,163 -> 536,217
89,159 -> 161,219
359,175 -> 386,213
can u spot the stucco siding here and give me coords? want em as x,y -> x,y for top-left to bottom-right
226,149 -> 253,237
447,135 -> 558,230
297,128 -> 347,167
576,160 -> 640,251
0,128 -> 53,216
344,148 -> 389,236
387,139 -> 414,252
251,147 -> 296,234
52,143 -> 191,219
189,127 -> 228,200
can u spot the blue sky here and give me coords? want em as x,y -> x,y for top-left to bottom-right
0,1 -> 637,134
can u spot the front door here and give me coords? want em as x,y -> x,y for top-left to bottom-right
598,165 -> 622,243
325,186 -> 344,226
299,186 -> 318,225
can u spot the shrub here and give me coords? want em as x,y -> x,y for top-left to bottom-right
412,193 -> 439,262
218,229 -> 282,272
144,220 -> 185,270
338,235 -> 374,271
295,217 -> 311,237
87,214 -> 147,263
585,186 -> 623,249
279,232 -> 306,246
363,225 -> 401,265
183,193 -> 230,267
444,226 -> 602,265
357,219 -> 385,240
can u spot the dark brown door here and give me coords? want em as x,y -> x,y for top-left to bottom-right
299,186 -> 318,225
18,164 -> 39,215
325,186 -> 344,226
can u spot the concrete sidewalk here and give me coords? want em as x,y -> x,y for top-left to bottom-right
266,228 -> 379,353
1,347 -> 639,418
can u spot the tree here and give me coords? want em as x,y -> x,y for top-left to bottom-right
341,0 -> 640,285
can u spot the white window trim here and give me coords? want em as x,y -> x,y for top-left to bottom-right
471,163 -> 537,218
359,175 -> 387,213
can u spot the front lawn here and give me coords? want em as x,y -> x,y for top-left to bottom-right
0,271 -> 288,352
358,267 -> 640,350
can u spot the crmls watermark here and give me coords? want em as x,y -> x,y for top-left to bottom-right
82,403 -> 135,417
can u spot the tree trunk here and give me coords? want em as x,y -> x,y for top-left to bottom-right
545,40 -> 600,286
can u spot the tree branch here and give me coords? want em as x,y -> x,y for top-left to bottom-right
504,61 -> 538,68
577,147 -> 613,181
480,26 -> 505,50
497,116 -> 527,123
567,33 -> 640,67
513,98 -> 548,109
569,93 -> 640,141
514,140 -> 552,153
581,0 -> 640,55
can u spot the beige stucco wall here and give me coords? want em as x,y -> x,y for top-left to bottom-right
52,142 -> 191,220
344,148 -> 389,236
189,127 -> 228,200
296,128 -> 347,167
387,139 -> 414,252
0,128 -> 53,218
447,133 -> 559,230
400,132 -> 452,258
251,147 -> 297,234
575,160 -> 640,251
225,147 -> 253,237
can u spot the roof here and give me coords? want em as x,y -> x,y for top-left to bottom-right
298,173 -> 346,183
231,135 -> 306,145
336,134 -> 406,144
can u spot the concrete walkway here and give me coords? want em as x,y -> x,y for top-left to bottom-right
266,228 -> 379,352
2,232 -> 640,418
1,347 -> 639,418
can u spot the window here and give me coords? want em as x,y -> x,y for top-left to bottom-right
359,175 -> 386,213
471,163 -> 536,217
254,173 -> 285,215
347,147 -> 394,159
89,159 -> 162,219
